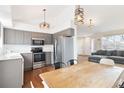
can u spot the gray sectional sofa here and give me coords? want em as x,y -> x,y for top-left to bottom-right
88,50 -> 124,64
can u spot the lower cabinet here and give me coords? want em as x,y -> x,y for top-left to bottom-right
0,58 -> 24,88
21,53 -> 33,71
45,52 -> 52,65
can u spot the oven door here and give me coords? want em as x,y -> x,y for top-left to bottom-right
33,53 -> 45,62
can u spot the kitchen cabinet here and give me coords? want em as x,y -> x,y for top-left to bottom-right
4,28 -> 53,45
0,57 -> 24,88
0,23 -> 3,47
21,53 -> 33,71
15,31 -> 24,44
31,32 -> 42,38
45,52 -> 52,65
23,31 -> 32,45
31,32 -> 53,44
4,29 -> 31,45
4,29 -> 24,44
4,29 -> 16,44
44,34 -> 52,44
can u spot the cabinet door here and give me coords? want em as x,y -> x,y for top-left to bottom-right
4,30 -> 16,44
40,34 -> 51,44
45,34 -> 52,44
21,53 -> 33,71
31,32 -> 42,38
45,52 -> 51,65
23,32 -> 31,45
15,31 -> 24,44
0,23 -> 3,47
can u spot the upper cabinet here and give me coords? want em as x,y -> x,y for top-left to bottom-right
15,31 -> 24,44
4,29 -> 24,44
4,29 -> 16,44
0,23 -> 4,47
23,31 -> 31,45
4,28 -> 53,45
31,32 -> 53,44
31,32 -> 41,38
44,34 -> 53,44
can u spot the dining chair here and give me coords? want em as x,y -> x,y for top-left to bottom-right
53,62 -> 66,69
67,59 -> 78,66
100,58 -> 115,66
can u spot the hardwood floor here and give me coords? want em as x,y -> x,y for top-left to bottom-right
23,55 -> 124,88
23,66 -> 55,88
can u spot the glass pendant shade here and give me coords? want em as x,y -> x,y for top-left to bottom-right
39,22 -> 50,29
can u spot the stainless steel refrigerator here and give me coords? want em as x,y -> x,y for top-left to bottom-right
54,36 -> 74,64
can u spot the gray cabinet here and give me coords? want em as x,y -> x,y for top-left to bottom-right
15,31 -> 23,44
31,32 -> 42,38
45,52 -> 52,65
23,32 -> 31,45
31,32 -> 53,44
4,30 -> 16,44
4,28 -> 32,45
0,58 -> 24,88
44,34 -> 52,44
21,53 -> 33,71
0,23 -> 3,47
4,28 -> 53,45
4,29 -> 24,44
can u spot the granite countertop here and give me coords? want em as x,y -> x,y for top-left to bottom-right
0,53 -> 24,62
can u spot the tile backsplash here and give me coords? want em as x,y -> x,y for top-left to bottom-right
2,44 -> 31,54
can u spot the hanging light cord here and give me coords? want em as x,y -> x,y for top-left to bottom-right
43,9 -> 46,23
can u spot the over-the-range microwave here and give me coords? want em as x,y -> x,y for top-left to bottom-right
32,38 -> 45,45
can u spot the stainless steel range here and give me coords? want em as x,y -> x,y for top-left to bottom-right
31,47 -> 46,69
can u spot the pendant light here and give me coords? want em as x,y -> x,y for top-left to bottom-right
74,5 -> 84,25
88,19 -> 94,29
39,9 -> 50,29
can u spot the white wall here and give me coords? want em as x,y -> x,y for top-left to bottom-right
77,37 -> 84,55
0,6 -> 12,27
77,37 -> 92,55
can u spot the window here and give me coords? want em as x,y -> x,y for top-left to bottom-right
102,35 -> 124,50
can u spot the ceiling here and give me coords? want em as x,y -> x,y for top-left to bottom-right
11,5 -> 69,25
10,5 -> 74,33
77,5 -> 124,37
1,5 -> 124,35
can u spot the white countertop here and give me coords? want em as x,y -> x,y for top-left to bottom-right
0,53 -> 23,62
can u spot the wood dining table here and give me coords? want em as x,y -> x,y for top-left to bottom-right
39,62 -> 124,88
